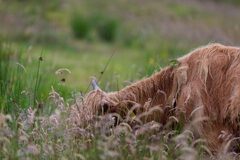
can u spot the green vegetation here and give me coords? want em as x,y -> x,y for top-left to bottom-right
0,42 -> 70,113
0,0 -> 240,159
70,13 -> 120,42
96,16 -> 119,42
71,13 -> 91,39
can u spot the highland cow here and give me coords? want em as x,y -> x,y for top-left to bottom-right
82,43 -> 240,153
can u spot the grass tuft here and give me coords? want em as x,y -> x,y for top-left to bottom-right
70,13 -> 91,39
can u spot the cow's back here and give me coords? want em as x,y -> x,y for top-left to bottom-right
176,43 -> 240,152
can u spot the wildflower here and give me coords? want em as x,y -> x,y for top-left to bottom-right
21,108 -> 36,130
26,144 -> 40,155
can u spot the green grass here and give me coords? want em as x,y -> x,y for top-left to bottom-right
0,42 -> 71,113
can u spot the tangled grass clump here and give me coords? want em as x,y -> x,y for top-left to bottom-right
1,87 -> 240,159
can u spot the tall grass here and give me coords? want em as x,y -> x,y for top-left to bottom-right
1,86 -> 236,159
0,42 -> 26,113
0,41 -> 72,158
0,42 -> 70,114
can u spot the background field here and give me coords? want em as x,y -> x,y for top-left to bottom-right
1,0 -> 240,91
1,0 -> 240,159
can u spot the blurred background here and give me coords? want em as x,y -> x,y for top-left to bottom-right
1,0 -> 240,111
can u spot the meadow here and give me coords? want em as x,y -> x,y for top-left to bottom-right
1,0 -> 240,159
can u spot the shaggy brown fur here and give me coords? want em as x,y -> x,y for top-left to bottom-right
83,43 -> 240,153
